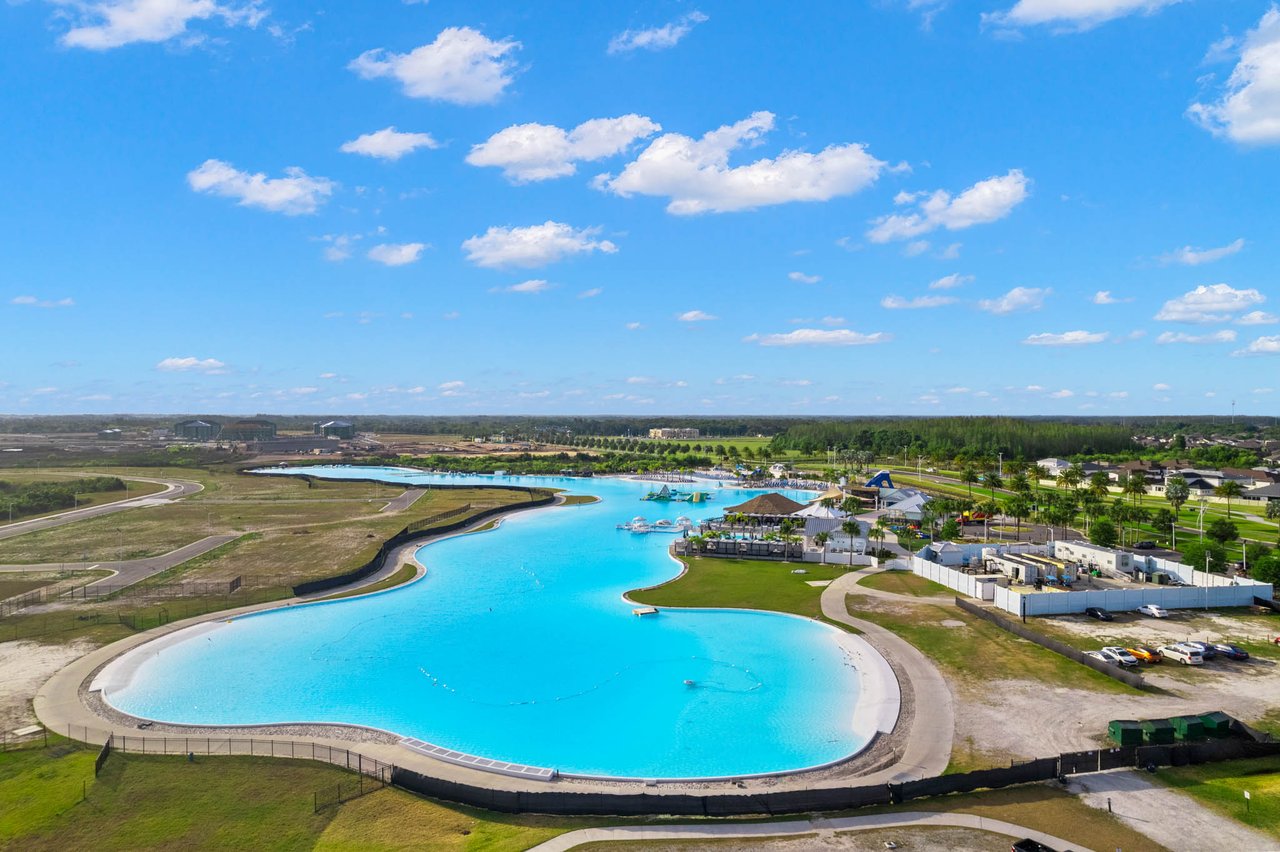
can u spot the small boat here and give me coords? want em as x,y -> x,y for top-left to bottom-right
683,679 -> 696,687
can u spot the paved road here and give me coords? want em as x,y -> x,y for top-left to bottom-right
820,571 -> 955,782
380,488 -> 426,513
0,535 -> 239,589
0,475 -> 203,542
527,811 -> 1096,852
1070,768 -> 1274,851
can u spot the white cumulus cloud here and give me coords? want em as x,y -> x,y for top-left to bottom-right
1189,8 -> 1280,144
467,115 -> 660,182
340,127 -> 439,161
977,286 -> 1050,315
12,295 -> 74,308
880,294 -> 957,309
677,310 -> 717,322
367,242 -> 426,266
1238,310 -> 1279,325
349,27 -> 520,105
461,221 -> 617,269
1235,335 -> 1280,355
608,10 -> 708,53
788,271 -> 822,284
597,111 -> 886,215
1154,283 -> 1266,323
984,0 -> 1181,32
56,0 -> 266,50
187,159 -> 334,215
1092,290 -> 1132,304
1156,330 -> 1238,344
746,329 -> 892,347
1159,238 -> 1246,265
155,356 -> 227,374
867,170 -> 1029,242
929,273 -> 972,290
1023,330 -> 1110,346
496,279 -> 550,294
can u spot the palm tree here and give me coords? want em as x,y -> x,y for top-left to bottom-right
961,464 -> 980,500
1008,472 -> 1031,496
1088,471 -> 1111,500
979,499 -> 1001,542
1215,480 -> 1244,518
840,520 -> 861,567
1004,494 -> 1031,542
1124,470 -> 1148,507
868,522 -> 887,558
814,531 -> 830,563
1266,500 -> 1280,544
1165,474 -> 1191,520
982,470 -> 1003,496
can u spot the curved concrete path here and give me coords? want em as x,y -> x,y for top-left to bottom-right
820,572 -> 955,781
846,564 -> 953,605
34,494 -> 951,804
528,811 -> 1097,852
0,475 -> 203,542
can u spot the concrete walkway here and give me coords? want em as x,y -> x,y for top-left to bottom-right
0,535 -> 240,588
528,811 -> 1097,852
1070,768 -> 1274,852
0,475 -> 203,542
820,572 -> 955,781
844,564 -> 953,606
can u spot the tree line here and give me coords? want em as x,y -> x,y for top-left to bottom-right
0,476 -> 126,519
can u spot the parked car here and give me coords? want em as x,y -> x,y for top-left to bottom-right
1178,641 -> 1218,660
1212,642 -> 1250,661
1137,604 -> 1169,618
1085,606 -> 1114,621
1101,646 -> 1139,666
1160,644 -> 1204,665
1135,540 -> 1156,550
1126,646 -> 1162,664
1012,839 -> 1057,852
1084,650 -> 1108,662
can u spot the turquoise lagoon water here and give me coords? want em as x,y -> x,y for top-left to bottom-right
103,467 -> 867,779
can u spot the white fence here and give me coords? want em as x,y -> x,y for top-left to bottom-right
912,553 -> 1273,617
910,557 -> 996,600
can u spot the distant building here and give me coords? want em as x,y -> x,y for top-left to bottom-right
648,428 -> 700,440
174,419 -> 221,441
314,420 -> 356,439
220,419 -> 277,442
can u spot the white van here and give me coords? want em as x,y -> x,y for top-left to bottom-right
1160,644 -> 1204,665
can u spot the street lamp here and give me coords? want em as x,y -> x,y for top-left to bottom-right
998,452 -> 1004,478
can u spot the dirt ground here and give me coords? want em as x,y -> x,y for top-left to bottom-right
1069,769 -> 1275,852
0,639 -> 94,732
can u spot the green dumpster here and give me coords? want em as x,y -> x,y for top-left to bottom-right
1108,719 -> 1143,746
1171,715 -> 1206,741
1199,711 -> 1232,739
1141,718 -> 1176,745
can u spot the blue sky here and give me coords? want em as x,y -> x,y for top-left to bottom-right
3,0 -> 1278,416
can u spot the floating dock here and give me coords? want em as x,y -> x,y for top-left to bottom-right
632,607 -> 659,617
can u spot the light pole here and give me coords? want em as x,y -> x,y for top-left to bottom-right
998,452 -> 1004,477
1171,519 -> 1177,550
116,528 -> 123,562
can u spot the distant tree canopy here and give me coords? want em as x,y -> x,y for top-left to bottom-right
767,417 -> 1138,460
0,476 -> 124,518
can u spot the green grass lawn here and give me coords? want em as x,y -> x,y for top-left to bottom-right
630,557 -> 850,627
316,563 -> 419,602
846,594 -> 1137,694
0,744 -> 599,851
856,570 -> 949,597
1157,757 -> 1280,841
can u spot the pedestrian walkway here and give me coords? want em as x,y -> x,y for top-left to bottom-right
527,810 -> 1097,851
